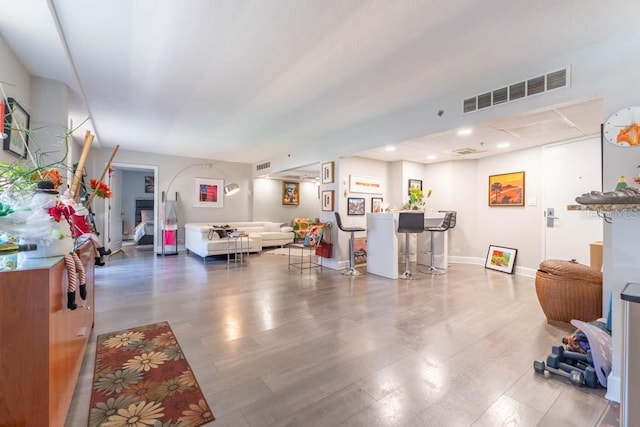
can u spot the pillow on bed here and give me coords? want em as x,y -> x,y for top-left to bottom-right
140,210 -> 153,223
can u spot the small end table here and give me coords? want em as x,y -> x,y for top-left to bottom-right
226,233 -> 250,266
287,243 -> 322,273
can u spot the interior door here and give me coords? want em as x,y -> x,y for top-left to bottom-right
107,168 -> 123,252
543,136 -> 603,265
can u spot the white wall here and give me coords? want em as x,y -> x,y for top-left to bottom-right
0,36 -> 31,165
253,178 -> 320,225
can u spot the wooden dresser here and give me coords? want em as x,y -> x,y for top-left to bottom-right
0,242 -> 95,426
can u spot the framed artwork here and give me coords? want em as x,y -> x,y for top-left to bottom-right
2,97 -> 30,158
321,190 -> 334,211
489,171 -> 525,206
371,197 -> 383,213
193,178 -> 224,208
322,161 -> 334,184
485,245 -> 517,274
408,179 -> 422,195
347,197 -> 365,215
349,175 -> 383,194
144,175 -> 154,193
282,181 -> 300,205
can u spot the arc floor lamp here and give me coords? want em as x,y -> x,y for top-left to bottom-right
158,162 -> 240,256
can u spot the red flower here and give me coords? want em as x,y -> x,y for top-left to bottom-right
90,179 -> 112,198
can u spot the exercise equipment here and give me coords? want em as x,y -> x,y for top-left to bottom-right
551,345 -> 593,366
546,354 -> 599,388
533,360 -> 583,386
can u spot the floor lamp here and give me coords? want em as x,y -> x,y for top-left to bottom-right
158,162 -> 240,256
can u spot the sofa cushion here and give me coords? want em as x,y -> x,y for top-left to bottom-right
263,222 -> 282,232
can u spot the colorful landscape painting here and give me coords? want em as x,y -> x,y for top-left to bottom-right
489,171 -> 525,206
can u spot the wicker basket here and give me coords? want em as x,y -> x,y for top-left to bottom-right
535,259 -> 602,327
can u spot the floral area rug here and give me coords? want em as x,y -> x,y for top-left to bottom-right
88,321 -> 214,427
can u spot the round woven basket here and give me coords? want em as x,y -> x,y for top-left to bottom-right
535,259 -> 603,327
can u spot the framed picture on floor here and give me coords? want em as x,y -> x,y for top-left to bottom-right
485,245 -> 517,274
488,171 -> 525,206
282,181 -> 300,205
371,197 -> 383,213
347,197 -> 365,215
321,190 -> 334,211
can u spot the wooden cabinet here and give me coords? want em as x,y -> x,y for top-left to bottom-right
0,242 -> 95,427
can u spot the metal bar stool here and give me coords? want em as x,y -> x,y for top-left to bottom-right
397,211 -> 425,280
334,212 -> 365,276
422,211 -> 453,275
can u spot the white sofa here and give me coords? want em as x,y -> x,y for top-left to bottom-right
184,222 -> 294,258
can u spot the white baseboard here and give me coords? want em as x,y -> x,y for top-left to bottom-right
605,373 -> 621,403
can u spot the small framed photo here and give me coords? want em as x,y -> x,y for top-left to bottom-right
321,190 -> 334,211
347,197 -> 365,215
485,245 -> 517,274
322,161 -> 334,184
371,197 -> 383,213
408,179 -> 422,195
282,181 -> 300,205
144,175 -> 154,193
194,178 -> 224,208
2,97 -> 30,158
489,171 -> 525,206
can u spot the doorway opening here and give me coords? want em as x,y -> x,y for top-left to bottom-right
106,163 -> 159,253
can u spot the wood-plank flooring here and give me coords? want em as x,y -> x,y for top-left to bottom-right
65,247 -> 611,426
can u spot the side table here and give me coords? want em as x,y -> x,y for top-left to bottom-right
226,233 -> 250,266
287,243 -> 322,273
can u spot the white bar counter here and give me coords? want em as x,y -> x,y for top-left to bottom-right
366,211 -> 447,279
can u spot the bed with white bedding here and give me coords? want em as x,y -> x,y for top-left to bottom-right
134,200 -> 154,245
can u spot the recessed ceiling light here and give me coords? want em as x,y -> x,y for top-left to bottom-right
384,146 -> 396,151
427,155 -> 437,160
457,128 -> 473,136
496,142 -> 510,148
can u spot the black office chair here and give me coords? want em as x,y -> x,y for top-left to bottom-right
334,212 -> 365,276
397,211 -> 425,280
422,211 -> 454,275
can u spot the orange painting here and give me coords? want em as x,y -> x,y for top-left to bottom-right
488,171 -> 525,206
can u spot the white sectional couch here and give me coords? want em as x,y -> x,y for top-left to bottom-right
184,222 -> 294,259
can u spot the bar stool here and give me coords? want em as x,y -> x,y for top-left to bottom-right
334,212 -> 365,276
422,211 -> 453,275
397,211 -> 425,280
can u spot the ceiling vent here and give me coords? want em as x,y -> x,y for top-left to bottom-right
254,161 -> 272,178
452,147 -> 483,156
463,67 -> 569,114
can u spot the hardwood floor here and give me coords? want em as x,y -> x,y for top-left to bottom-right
65,247 -> 611,426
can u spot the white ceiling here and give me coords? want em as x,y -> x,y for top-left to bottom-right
0,1 -> 627,173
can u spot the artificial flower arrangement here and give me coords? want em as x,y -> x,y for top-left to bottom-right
403,186 -> 433,210
1,150 -> 112,253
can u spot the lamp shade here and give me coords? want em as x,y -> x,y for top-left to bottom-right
224,183 -> 240,196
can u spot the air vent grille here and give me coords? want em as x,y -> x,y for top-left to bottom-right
255,161 -> 271,171
463,67 -> 569,114
492,87 -> 508,105
509,82 -> 526,101
452,147 -> 482,156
